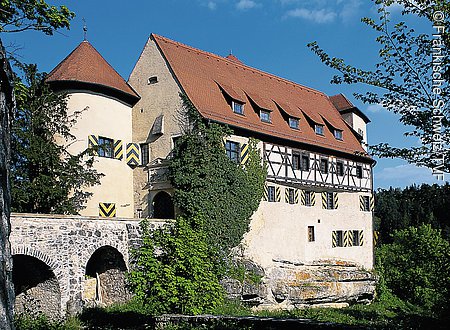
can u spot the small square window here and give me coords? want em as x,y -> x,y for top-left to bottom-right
352,230 -> 361,246
292,153 -> 300,170
308,226 -> 315,242
288,188 -> 295,204
225,140 -> 240,163
301,155 -> 310,171
334,130 -> 343,140
232,101 -> 244,115
358,128 -> 364,137
267,186 -> 275,202
260,110 -> 271,123
320,159 -> 328,174
336,161 -> 344,176
315,124 -> 324,135
147,76 -> 158,85
304,191 -> 313,207
140,143 -> 149,166
356,165 -> 363,179
289,117 -> 299,129
98,136 -> 114,158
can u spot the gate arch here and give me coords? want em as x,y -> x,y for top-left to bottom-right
152,191 -> 174,219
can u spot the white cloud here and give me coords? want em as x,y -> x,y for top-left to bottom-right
338,0 -> 362,23
285,8 -> 337,24
207,1 -> 217,10
375,163 -> 448,188
366,104 -> 385,113
236,0 -> 258,10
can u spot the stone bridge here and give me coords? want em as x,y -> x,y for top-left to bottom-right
9,213 -> 166,318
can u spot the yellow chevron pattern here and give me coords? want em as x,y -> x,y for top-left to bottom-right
126,143 -> 140,166
275,186 -> 281,202
310,191 -> 316,206
88,135 -> 98,156
114,140 -> 123,160
285,188 -> 290,203
240,143 -> 249,165
263,184 -> 268,201
373,231 -> 379,246
99,202 -> 116,218
334,193 -> 339,209
370,195 -> 375,211
359,230 -> 364,246
332,231 -> 338,248
359,196 -> 365,211
294,189 -> 299,204
344,230 -> 353,247
300,190 -> 306,205
322,192 -> 327,209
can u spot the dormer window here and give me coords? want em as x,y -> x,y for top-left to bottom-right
260,110 -> 271,123
289,117 -> 299,129
334,129 -> 343,140
232,101 -> 244,115
315,124 -> 324,135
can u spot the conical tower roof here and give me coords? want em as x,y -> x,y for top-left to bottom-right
47,40 -> 139,105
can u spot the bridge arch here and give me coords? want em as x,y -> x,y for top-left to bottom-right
12,253 -> 62,319
83,245 -> 131,306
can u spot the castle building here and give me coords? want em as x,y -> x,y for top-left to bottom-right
47,34 -> 376,305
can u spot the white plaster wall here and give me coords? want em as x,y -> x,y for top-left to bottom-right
352,114 -> 368,148
62,91 -> 134,218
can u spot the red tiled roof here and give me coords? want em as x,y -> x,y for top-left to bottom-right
152,34 -> 370,159
46,41 -> 139,100
329,94 -> 371,124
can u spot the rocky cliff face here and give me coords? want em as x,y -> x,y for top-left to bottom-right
224,258 -> 376,310
0,39 -> 15,330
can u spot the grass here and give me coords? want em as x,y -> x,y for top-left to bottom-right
14,293 -> 449,330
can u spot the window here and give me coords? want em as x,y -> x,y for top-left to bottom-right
172,135 -> 181,149
334,129 -> 343,140
260,110 -> 271,123
292,153 -> 300,170
140,143 -> 149,166
334,230 -> 343,247
315,124 -> 324,135
320,158 -> 328,174
301,155 -> 310,171
361,196 -> 370,212
225,140 -> 240,163
147,76 -> 158,85
336,161 -> 344,176
308,226 -> 315,242
358,128 -> 364,137
232,101 -> 244,115
326,192 -> 335,209
267,186 -> 275,202
288,188 -> 295,204
304,191 -> 313,207
289,117 -> 299,129
356,165 -> 363,179
98,136 -> 113,158
352,230 -> 361,246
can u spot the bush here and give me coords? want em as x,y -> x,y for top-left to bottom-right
376,224 -> 450,315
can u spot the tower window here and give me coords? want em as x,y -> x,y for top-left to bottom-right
267,186 -> 275,202
356,165 -> 363,179
147,76 -> 158,84
140,143 -> 149,165
98,136 -> 114,158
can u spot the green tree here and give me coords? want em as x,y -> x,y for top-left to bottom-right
169,94 -> 266,256
308,0 -> 450,172
376,224 -> 450,315
11,64 -> 101,214
127,216 -> 224,315
0,0 -> 74,34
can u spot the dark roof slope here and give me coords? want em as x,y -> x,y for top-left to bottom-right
47,40 -> 139,104
153,34 -> 370,159
329,94 -> 371,124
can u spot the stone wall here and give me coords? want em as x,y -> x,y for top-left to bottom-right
0,38 -> 15,330
9,213 -> 166,317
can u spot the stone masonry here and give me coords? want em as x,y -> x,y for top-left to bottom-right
9,213 -> 166,317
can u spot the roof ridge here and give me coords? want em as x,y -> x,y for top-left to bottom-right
152,33 -> 325,97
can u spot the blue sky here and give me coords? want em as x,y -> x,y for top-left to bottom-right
2,0 -> 448,189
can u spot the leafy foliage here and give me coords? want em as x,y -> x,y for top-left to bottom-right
308,0 -> 450,171
374,183 -> 450,243
0,0 -> 74,34
11,64 -> 101,214
169,94 -> 266,255
376,224 -> 450,315
127,217 -> 224,315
